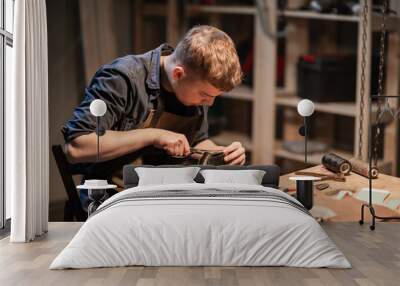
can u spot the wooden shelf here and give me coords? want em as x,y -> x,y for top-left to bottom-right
135,0 -> 399,172
371,14 -> 400,31
142,4 -> 166,16
221,85 -> 253,101
186,5 -> 256,15
275,140 -> 393,174
185,5 -> 399,31
211,131 -> 253,152
280,10 -> 399,31
279,10 -> 359,22
274,140 -> 353,165
275,91 -> 356,117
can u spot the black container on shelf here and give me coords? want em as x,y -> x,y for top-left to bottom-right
297,54 -> 356,102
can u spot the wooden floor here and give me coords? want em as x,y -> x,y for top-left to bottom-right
0,222 -> 399,286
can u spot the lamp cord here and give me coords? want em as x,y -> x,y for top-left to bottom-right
96,116 -> 100,162
304,116 -> 307,164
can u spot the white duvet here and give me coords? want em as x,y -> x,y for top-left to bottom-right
50,183 -> 351,269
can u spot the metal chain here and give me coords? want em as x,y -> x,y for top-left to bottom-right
358,0 -> 369,159
373,0 -> 388,167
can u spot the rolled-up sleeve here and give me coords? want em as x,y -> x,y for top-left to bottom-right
192,105 -> 209,146
61,68 -> 134,142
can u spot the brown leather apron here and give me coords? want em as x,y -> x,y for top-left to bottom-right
110,96 -> 203,189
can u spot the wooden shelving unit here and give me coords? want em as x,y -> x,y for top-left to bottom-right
279,10 -> 359,22
186,4 -> 399,29
182,1 -> 275,164
133,0 -> 180,53
270,0 -> 400,174
133,0 -> 399,175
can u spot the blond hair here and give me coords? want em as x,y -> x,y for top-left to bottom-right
173,25 -> 242,92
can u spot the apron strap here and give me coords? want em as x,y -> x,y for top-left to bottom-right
149,94 -> 165,128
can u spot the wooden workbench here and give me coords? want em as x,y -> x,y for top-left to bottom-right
280,165 -> 400,221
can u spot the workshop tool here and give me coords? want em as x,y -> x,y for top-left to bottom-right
321,188 -> 341,196
172,148 -> 225,165
321,153 -> 352,175
294,171 -> 346,182
349,157 -> 379,179
172,148 -> 220,158
315,183 -> 329,191
321,188 -> 355,197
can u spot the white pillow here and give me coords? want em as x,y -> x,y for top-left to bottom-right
200,169 -> 266,185
135,167 -> 201,186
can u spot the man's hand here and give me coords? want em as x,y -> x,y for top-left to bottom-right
223,141 -> 246,165
151,129 -> 191,157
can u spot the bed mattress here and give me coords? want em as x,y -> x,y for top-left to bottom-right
50,183 -> 351,269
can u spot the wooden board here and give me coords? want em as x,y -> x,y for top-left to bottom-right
252,2 -> 277,164
280,165 -> 400,221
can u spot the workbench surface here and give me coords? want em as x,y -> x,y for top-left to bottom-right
280,165 -> 400,221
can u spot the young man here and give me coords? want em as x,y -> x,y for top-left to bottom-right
62,25 -> 245,190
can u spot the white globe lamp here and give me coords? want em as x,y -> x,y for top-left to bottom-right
90,99 -> 107,117
297,99 -> 314,117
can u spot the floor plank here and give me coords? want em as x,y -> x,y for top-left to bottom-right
0,222 -> 399,286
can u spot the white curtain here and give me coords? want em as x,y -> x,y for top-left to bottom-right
7,0 -> 49,242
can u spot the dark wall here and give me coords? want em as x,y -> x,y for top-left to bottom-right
47,0 -> 134,220
47,0 -> 84,220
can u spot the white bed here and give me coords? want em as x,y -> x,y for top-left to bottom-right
50,183 -> 351,269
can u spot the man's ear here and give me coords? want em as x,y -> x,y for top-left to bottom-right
172,66 -> 185,81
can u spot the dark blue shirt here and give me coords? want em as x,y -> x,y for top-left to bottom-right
62,44 -> 209,146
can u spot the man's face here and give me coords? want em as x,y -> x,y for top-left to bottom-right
170,66 -> 222,106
